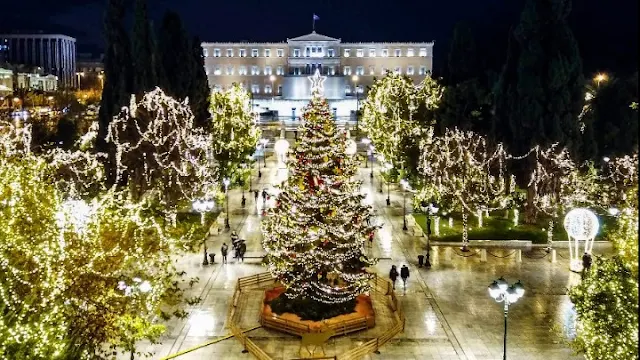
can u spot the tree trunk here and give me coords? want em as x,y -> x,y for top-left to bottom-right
524,184 -> 537,224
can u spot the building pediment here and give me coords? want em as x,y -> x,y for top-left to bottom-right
287,31 -> 340,43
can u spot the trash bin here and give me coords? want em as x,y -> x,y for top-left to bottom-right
418,255 -> 424,267
209,253 -> 216,263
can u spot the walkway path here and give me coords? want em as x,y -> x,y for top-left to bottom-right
124,158 -> 598,360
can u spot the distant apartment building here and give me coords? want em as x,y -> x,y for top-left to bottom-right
0,33 -> 76,88
202,31 -> 434,117
76,53 -> 105,89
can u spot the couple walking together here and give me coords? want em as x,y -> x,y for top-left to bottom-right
389,265 -> 410,293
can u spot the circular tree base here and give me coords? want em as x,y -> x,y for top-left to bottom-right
261,286 -> 376,335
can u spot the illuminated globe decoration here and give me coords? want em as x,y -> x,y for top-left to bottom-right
274,139 -> 290,168
563,208 -> 599,272
345,139 -> 357,156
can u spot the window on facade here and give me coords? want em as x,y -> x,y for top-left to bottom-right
369,65 -> 375,75
213,48 -> 221,57
419,66 -> 427,75
343,66 -> 351,75
369,49 -> 376,57
277,85 -> 282,94
276,66 -> 284,75
293,67 -> 301,75
329,66 -> 335,75
407,49 -> 415,57
311,47 -> 316,53
239,66 -> 247,75
226,66 -> 234,75
343,49 -> 350,57
293,49 -> 300,57
226,49 -> 233,57
213,66 -> 221,75
205,68 -> 210,75
407,66 -> 414,75
251,49 -> 259,57
239,49 -> 246,57
394,66 -> 401,74
251,84 -> 260,94
264,49 -> 271,57
394,49 -> 401,57
265,85 -> 272,94
251,66 -> 259,75
356,49 -> 364,57
203,48 -> 208,57
356,66 -> 364,75
357,85 -> 363,94
419,48 -> 427,57
213,84 -> 221,92
328,48 -> 335,57
277,49 -> 284,57
381,49 -> 388,57
345,85 -> 351,95
264,66 -> 272,75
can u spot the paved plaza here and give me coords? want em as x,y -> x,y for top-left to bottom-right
123,156 -> 610,360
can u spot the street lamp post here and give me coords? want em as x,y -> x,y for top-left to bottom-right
240,163 -> 247,207
223,178 -> 231,230
193,199 -> 214,265
488,278 -> 525,360
400,179 -> 410,230
420,201 -> 439,268
594,73 -> 608,88
361,138 -> 371,168
261,138 -> 269,169
370,145 -> 375,179
384,163 -> 392,206
352,74 -> 359,131
76,71 -> 84,89
98,73 -> 104,89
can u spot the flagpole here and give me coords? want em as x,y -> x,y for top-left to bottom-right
312,17 -> 315,31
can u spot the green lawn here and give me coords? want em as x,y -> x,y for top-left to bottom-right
412,210 -> 615,244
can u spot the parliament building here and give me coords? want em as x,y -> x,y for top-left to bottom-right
202,31 -> 434,118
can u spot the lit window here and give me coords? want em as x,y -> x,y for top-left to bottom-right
277,85 -> 282,94
345,85 -> 351,94
239,66 -> 247,75
343,49 -> 350,57
264,66 -> 272,75
293,49 -> 300,57
381,49 -> 388,57
369,49 -> 376,57
264,49 -> 271,57
251,84 -> 260,93
239,49 -> 246,57
203,48 -> 208,57
369,66 -> 375,75
265,85 -> 272,94
226,66 -> 234,75
329,66 -> 335,75
251,66 -> 259,75
394,49 -> 401,57
419,48 -> 427,57
356,66 -> 364,75
419,66 -> 427,75
226,49 -> 233,57
311,47 -> 316,53
407,49 -> 414,57
213,66 -> 221,75
328,48 -> 335,57
205,67 -> 210,75
276,66 -> 284,75
277,49 -> 284,57
356,49 -> 364,57
293,67 -> 301,75
343,66 -> 351,75
394,66 -> 401,74
407,66 -> 414,75
213,84 -> 221,91
251,49 -> 259,57
213,48 -> 221,57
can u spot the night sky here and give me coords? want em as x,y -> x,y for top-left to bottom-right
2,0 -> 638,75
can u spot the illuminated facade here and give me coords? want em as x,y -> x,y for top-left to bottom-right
202,31 -> 434,117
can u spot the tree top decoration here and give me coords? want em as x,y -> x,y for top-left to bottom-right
308,69 -> 327,96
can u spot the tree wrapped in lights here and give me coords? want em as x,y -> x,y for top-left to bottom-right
209,83 -> 260,183
419,128 -> 508,247
361,72 -> 443,178
107,87 -> 217,208
262,81 -> 377,309
599,153 -> 638,209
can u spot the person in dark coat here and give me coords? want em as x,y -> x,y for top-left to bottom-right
238,241 -> 247,263
254,190 -> 259,202
389,265 -> 399,290
262,189 -> 268,203
221,243 -> 229,264
400,265 -> 410,293
582,252 -> 593,278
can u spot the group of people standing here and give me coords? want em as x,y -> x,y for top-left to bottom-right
220,231 -> 246,264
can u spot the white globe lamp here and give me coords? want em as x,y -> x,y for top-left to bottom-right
345,139 -> 357,156
563,208 -> 599,272
274,139 -> 290,168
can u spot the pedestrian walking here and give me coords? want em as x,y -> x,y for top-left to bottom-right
239,241 -> 247,263
254,190 -> 259,202
389,265 -> 399,290
221,243 -> 229,264
582,252 -> 592,278
262,189 -> 268,204
400,265 -> 410,293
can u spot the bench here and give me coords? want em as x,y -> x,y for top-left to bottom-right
405,215 -> 423,237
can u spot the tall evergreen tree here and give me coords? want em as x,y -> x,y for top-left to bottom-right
156,11 -> 192,100
446,22 -> 478,86
131,0 -> 157,95
97,0 -> 132,183
189,36 -> 211,129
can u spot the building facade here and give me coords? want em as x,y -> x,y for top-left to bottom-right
0,34 -> 76,88
76,52 -> 105,90
202,31 -> 433,117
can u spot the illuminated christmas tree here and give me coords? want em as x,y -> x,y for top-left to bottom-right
262,71 -> 377,310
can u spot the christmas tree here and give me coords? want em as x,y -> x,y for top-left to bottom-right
262,71 -> 377,312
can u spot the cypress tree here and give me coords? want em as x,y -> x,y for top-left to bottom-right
131,0 -> 157,95
189,36 -> 211,129
156,11 -> 192,100
446,22 -> 478,86
97,0 -> 132,183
